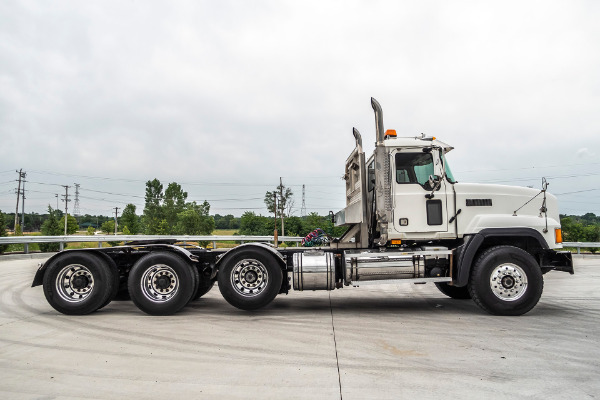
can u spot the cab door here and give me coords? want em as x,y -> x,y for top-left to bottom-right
391,148 -> 449,236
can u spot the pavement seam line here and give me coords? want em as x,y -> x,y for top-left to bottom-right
329,291 -> 343,400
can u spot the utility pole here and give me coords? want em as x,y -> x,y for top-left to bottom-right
114,207 -> 120,235
273,192 -> 278,247
14,169 -> 24,230
21,177 -> 26,229
61,185 -> 71,235
55,194 -> 59,210
280,177 -> 285,237
301,184 -> 306,217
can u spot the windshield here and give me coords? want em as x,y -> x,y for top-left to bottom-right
443,154 -> 456,183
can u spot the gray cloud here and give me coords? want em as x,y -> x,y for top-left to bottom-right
1,0 -> 599,217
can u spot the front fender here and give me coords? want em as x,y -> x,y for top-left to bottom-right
454,228 -> 550,287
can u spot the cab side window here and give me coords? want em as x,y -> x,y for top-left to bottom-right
395,152 -> 434,187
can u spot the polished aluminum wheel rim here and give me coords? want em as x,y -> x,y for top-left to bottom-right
141,264 -> 179,302
231,259 -> 268,297
490,263 -> 528,301
56,264 -> 95,303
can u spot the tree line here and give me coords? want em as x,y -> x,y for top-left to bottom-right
3,177 -> 598,253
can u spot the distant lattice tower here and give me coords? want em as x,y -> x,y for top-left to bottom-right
73,183 -> 80,217
301,184 -> 306,217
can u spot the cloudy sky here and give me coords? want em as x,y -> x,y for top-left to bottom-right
1,0 -> 599,218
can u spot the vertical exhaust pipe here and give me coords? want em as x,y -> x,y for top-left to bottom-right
371,97 -> 385,144
352,127 -> 362,149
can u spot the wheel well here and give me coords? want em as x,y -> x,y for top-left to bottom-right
476,235 -> 545,259
455,230 -> 547,287
216,244 -> 288,294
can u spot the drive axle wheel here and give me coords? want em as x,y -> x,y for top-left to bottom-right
42,252 -> 115,315
191,279 -> 215,301
435,282 -> 471,299
469,246 -> 543,316
128,252 -> 195,315
218,249 -> 283,310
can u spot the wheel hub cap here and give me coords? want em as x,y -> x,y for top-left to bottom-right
231,259 -> 268,297
141,265 -> 179,302
490,263 -> 528,301
56,264 -> 95,303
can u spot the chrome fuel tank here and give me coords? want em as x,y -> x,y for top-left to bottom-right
343,250 -> 425,283
292,251 -> 336,291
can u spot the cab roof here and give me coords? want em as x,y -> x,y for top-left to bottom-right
382,136 -> 454,153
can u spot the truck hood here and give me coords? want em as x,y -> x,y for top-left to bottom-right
452,183 -> 560,243
453,182 -> 558,219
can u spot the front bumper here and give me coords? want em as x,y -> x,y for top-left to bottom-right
541,250 -> 574,274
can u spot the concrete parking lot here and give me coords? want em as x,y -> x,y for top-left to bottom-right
0,255 -> 598,399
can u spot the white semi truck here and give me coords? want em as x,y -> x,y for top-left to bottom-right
32,98 -> 573,316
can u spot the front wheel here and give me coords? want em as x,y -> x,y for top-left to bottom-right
469,246 -> 543,316
435,282 -> 471,299
218,249 -> 283,310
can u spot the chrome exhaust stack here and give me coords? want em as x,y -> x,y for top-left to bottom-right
371,97 -> 385,145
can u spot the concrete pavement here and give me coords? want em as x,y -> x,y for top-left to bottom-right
0,256 -> 598,399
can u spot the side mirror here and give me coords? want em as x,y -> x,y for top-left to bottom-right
425,175 -> 441,199
428,174 -> 440,189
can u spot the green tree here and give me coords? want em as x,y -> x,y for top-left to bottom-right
40,206 -> 62,252
14,224 -> 22,236
239,212 -> 273,236
214,214 -> 239,230
175,201 -> 214,235
122,226 -> 131,235
143,178 -> 164,234
156,219 -> 170,235
87,226 -> 95,235
560,216 -> 584,242
285,216 -> 303,236
583,224 -> 600,253
0,210 -> 8,254
58,214 -> 79,235
264,184 -> 294,218
164,183 -> 188,232
101,220 -> 115,234
121,204 -> 140,234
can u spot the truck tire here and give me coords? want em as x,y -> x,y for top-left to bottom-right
468,246 -> 543,316
42,252 -> 115,315
192,279 -> 214,301
128,252 -> 195,315
435,282 -> 471,299
218,249 -> 283,310
95,252 -> 121,309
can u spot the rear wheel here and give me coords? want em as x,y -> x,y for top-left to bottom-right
192,279 -> 215,301
435,282 -> 471,299
128,252 -> 195,315
42,252 -> 115,315
218,249 -> 283,310
469,246 -> 543,316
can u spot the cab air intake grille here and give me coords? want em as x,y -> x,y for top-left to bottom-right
466,199 -> 493,207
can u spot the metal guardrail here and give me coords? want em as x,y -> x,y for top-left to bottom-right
0,236 -> 597,254
563,242 -> 600,254
0,235 -> 303,253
